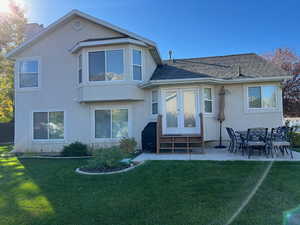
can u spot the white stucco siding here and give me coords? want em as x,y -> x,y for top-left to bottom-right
220,83 -> 283,140
149,82 -> 284,142
142,47 -> 157,81
12,16 -> 153,152
11,15 -> 284,152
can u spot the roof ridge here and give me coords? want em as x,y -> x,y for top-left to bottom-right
163,53 -> 257,62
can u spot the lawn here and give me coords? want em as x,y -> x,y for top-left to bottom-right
0,148 -> 300,225
293,147 -> 300,152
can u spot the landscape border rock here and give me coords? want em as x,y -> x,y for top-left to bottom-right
75,161 -> 145,175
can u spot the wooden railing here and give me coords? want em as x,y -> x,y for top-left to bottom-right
200,112 -> 205,150
156,114 -> 162,154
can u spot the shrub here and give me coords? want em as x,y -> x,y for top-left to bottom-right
291,131 -> 300,147
119,137 -> 137,156
86,146 -> 125,169
61,141 -> 89,157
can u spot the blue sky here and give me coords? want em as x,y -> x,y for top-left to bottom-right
25,0 -> 300,59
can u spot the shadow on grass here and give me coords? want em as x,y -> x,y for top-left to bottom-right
1,151 -> 272,225
233,161 -> 300,225
0,144 -> 13,154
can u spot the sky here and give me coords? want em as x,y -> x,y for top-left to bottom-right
19,0 -> 300,59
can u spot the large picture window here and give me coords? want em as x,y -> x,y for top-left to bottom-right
33,111 -> 64,140
95,109 -> 128,138
19,60 -> 39,88
89,49 -> 124,81
248,86 -> 277,109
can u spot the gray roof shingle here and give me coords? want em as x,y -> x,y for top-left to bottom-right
150,53 -> 290,80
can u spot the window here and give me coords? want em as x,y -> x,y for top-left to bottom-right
133,49 -> 142,80
248,85 -> 277,109
19,60 -> 38,88
88,49 -> 124,81
151,90 -> 158,115
78,54 -> 82,83
203,88 -> 213,113
95,109 -> 128,138
33,111 -> 64,140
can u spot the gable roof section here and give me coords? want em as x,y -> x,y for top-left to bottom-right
70,37 -> 149,53
6,9 -> 162,63
151,53 -> 290,80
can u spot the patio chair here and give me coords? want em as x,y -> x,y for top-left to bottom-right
245,128 -> 268,159
226,127 -> 234,152
268,127 -> 293,159
226,127 -> 245,154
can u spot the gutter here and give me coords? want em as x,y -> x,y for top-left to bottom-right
69,38 -> 163,65
139,76 -> 292,88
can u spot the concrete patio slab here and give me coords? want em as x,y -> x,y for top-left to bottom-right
133,148 -> 300,162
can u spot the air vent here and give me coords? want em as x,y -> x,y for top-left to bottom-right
72,20 -> 83,31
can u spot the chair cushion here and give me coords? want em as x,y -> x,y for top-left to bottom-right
273,141 -> 290,146
248,141 -> 265,146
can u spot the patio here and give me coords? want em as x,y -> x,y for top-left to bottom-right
133,147 -> 300,162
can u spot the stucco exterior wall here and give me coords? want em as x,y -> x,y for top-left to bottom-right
12,15 -> 284,153
151,82 -> 283,142
13,16 -> 156,152
218,82 -> 283,140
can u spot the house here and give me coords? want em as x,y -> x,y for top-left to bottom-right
6,10 -> 291,153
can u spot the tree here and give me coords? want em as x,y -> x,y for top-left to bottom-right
0,0 -> 27,122
263,48 -> 300,117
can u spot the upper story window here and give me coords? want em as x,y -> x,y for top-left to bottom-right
203,87 -> 213,113
248,85 -> 277,109
88,49 -> 124,81
19,60 -> 39,88
33,111 -> 64,140
133,49 -> 142,80
78,54 -> 82,83
151,90 -> 158,115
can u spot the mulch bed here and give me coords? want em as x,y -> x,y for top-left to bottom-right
80,162 -> 139,173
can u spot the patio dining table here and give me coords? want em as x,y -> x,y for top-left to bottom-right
235,130 -> 272,141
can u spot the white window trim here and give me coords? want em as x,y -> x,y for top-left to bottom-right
86,48 -> 125,84
32,110 -> 66,142
245,84 -> 280,113
132,48 -> 143,81
91,105 -> 132,142
151,89 -> 159,115
202,86 -> 214,115
16,57 -> 41,91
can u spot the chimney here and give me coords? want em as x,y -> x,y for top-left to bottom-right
24,23 -> 44,41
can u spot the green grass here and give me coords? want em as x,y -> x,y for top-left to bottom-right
0,151 -> 299,225
292,147 -> 300,152
0,145 -> 13,154
233,162 -> 300,225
